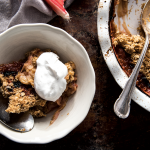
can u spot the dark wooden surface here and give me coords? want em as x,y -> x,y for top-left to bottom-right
1,0 -> 150,149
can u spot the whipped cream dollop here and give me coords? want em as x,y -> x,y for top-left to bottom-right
34,52 -> 68,102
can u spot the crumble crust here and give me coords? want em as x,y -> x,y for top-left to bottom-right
113,33 -> 150,82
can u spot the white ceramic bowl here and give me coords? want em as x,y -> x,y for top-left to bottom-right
0,24 -> 95,143
97,0 -> 150,112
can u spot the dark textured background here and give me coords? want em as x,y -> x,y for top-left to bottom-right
1,0 -> 150,149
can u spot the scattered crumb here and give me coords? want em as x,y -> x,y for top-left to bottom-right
128,5 -> 133,14
99,2 -> 103,8
137,25 -> 145,37
141,3 -> 145,10
20,128 -> 26,132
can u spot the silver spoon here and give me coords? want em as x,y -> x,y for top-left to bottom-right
114,0 -> 150,118
0,94 -> 34,132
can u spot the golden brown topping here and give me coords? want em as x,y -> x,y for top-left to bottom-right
65,61 -> 76,84
16,48 -> 52,87
16,55 -> 35,87
113,33 -> 150,83
113,33 -> 145,54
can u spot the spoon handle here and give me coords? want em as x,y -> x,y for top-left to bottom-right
114,33 -> 149,118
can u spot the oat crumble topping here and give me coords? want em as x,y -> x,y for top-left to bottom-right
113,33 -> 150,82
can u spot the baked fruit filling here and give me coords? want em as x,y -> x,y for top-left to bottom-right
0,48 -> 77,124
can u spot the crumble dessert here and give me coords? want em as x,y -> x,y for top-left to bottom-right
110,0 -> 150,96
0,48 -> 77,124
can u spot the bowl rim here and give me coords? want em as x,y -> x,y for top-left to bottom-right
0,23 -> 96,144
97,0 -> 150,112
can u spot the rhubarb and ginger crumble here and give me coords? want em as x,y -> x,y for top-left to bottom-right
0,48 -> 77,124
111,29 -> 150,95
108,0 -> 150,96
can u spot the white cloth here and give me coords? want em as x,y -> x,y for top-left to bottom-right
0,0 -> 74,33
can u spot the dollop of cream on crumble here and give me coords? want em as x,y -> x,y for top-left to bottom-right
34,52 -> 68,102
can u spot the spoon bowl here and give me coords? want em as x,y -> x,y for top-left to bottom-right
0,94 -> 34,132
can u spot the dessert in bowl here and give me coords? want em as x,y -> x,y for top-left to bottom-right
0,23 -> 95,143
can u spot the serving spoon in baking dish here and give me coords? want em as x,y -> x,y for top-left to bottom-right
114,0 -> 150,119
0,94 -> 34,132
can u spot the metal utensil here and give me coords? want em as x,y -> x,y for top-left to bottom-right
0,94 -> 34,132
114,0 -> 150,118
